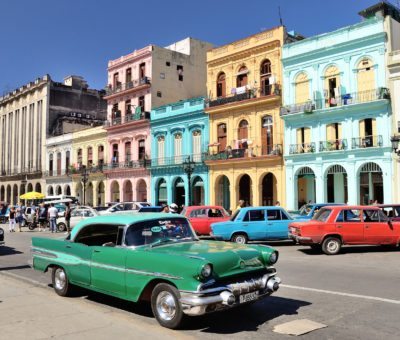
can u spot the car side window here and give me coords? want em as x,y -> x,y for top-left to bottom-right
246,209 -> 265,222
71,209 -> 81,217
74,224 -> 120,246
124,203 -> 134,210
280,211 -> 289,220
242,211 -> 250,222
337,209 -> 361,222
267,209 -> 281,221
190,209 -> 206,218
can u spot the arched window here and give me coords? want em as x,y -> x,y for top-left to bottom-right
262,116 -> 273,155
98,145 -> 104,166
357,58 -> 375,101
112,144 -> 119,164
236,66 -> 248,87
216,72 -> 226,97
49,153 -> 53,176
238,119 -> 249,141
217,123 -> 227,152
295,72 -> 309,104
174,134 -> 183,164
57,152 -> 61,175
192,131 -> 202,162
157,136 -> 165,165
260,60 -> 272,96
324,65 -> 340,107
138,139 -> 146,161
65,151 -> 70,170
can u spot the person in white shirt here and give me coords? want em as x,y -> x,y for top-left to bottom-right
48,203 -> 59,233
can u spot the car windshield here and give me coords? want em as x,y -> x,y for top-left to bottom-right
124,217 -> 198,247
230,210 -> 240,221
312,208 -> 331,222
299,204 -> 313,216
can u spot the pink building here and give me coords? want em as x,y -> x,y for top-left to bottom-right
103,38 -> 213,203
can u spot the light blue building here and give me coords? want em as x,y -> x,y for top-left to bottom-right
281,10 -> 398,210
150,97 -> 209,207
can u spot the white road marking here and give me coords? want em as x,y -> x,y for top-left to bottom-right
282,284 -> 400,305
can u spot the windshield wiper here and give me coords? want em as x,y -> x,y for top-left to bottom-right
150,238 -> 175,248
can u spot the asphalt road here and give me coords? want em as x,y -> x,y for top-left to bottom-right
1,225 -> 400,339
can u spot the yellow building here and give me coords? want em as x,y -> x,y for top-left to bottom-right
71,126 -> 108,206
205,26 -> 290,211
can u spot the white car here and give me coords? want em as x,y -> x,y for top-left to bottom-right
98,202 -> 150,215
57,207 -> 98,232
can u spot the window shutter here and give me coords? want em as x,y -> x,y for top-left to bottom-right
359,120 -> 365,138
372,118 -> 377,137
296,128 -> 302,144
304,127 -> 311,144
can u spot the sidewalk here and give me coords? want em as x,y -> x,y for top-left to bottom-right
0,274 -> 193,340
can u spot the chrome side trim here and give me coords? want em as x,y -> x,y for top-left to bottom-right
31,249 -> 58,259
125,267 -> 183,280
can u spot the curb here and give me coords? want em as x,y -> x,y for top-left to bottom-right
0,270 -> 49,288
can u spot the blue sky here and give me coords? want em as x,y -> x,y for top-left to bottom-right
0,0 -> 388,93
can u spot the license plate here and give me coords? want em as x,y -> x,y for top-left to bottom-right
239,291 -> 259,303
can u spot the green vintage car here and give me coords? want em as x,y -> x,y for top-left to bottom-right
31,213 -> 281,329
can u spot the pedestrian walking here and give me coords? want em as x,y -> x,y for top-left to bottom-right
64,202 -> 71,234
37,203 -> 47,232
16,204 -> 23,232
48,203 -> 58,233
9,206 -> 16,232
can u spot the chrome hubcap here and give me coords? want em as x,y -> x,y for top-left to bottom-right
235,236 -> 246,244
327,240 -> 339,253
156,291 -> 176,321
55,268 -> 66,291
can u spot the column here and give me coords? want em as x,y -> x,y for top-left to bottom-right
315,170 -> 324,203
166,176 -> 173,206
368,172 -> 373,202
382,160 -> 392,204
32,102 -> 37,170
92,180 -> 98,207
229,173 -> 236,213
346,162 -> 357,205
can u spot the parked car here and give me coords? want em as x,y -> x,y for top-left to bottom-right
31,213 -> 281,329
138,206 -> 163,213
377,204 -> 400,222
181,205 -> 230,235
0,204 -> 10,224
211,206 -> 294,244
289,205 -> 400,255
290,203 -> 345,220
99,202 -> 151,215
0,227 -> 4,245
57,207 -> 98,232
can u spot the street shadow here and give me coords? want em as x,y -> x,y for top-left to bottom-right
298,245 -> 399,256
182,296 -> 311,333
0,246 -> 23,256
0,264 -> 31,271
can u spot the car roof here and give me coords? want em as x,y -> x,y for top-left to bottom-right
322,205 -> 380,210
377,204 -> 400,207
69,213 -> 182,239
186,205 -> 224,210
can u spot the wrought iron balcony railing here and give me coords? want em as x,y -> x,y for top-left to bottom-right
151,154 -> 204,167
0,167 -> 42,177
102,160 -> 150,171
105,77 -> 151,96
104,111 -> 150,127
352,135 -> 383,149
208,84 -> 280,108
289,143 -> 316,155
281,88 -> 390,116
319,139 -> 348,152
204,144 -> 282,161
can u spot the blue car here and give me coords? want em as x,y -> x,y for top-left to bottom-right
291,203 -> 345,220
211,206 -> 293,244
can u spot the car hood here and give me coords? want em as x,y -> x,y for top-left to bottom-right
147,240 -> 269,278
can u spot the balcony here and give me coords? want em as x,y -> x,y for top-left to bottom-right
102,160 -> 150,172
352,135 -> 383,149
104,77 -> 151,97
281,88 -> 390,116
208,84 -> 281,108
151,154 -> 204,168
104,110 -> 150,127
204,144 -> 282,162
289,143 -> 316,155
319,139 -> 348,152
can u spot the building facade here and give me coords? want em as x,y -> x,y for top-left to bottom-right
281,14 -> 396,210
70,126 -> 108,206
150,97 -> 209,207
0,75 -> 106,205
103,38 -> 213,203
44,133 -> 73,197
205,27 -> 294,211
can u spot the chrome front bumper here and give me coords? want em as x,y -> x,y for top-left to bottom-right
288,233 -> 312,243
180,273 -> 281,316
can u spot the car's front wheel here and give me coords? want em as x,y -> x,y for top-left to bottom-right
52,267 -> 74,297
151,283 -> 184,329
231,233 -> 248,244
322,237 -> 341,255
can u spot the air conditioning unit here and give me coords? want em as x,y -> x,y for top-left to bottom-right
85,114 -> 91,119
70,112 -> 77,117
77,113 -> 82,118
304,102 -> 313,113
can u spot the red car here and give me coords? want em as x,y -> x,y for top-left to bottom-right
289,205 -> 400,255
181,205 -> 230,235
377,204 -> 400,222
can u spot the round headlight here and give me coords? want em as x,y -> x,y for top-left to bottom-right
200,264 -> 212,278
269,251 -> 279,265
0,228 -> 3,235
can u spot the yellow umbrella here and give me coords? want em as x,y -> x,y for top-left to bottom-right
20,191 -> 45,200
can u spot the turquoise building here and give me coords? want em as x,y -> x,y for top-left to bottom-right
150,97 -> 209,207
281,11 -> 397,210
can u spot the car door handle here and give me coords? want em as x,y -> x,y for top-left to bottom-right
337,225 -> 342,228
93,249 -> 101,253
65,245 -> 72,249
365,225 -> 370,229
243,224 -> 248,227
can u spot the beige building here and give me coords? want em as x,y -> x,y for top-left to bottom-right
0,75 -> 106,205
71,126 -> 108,206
